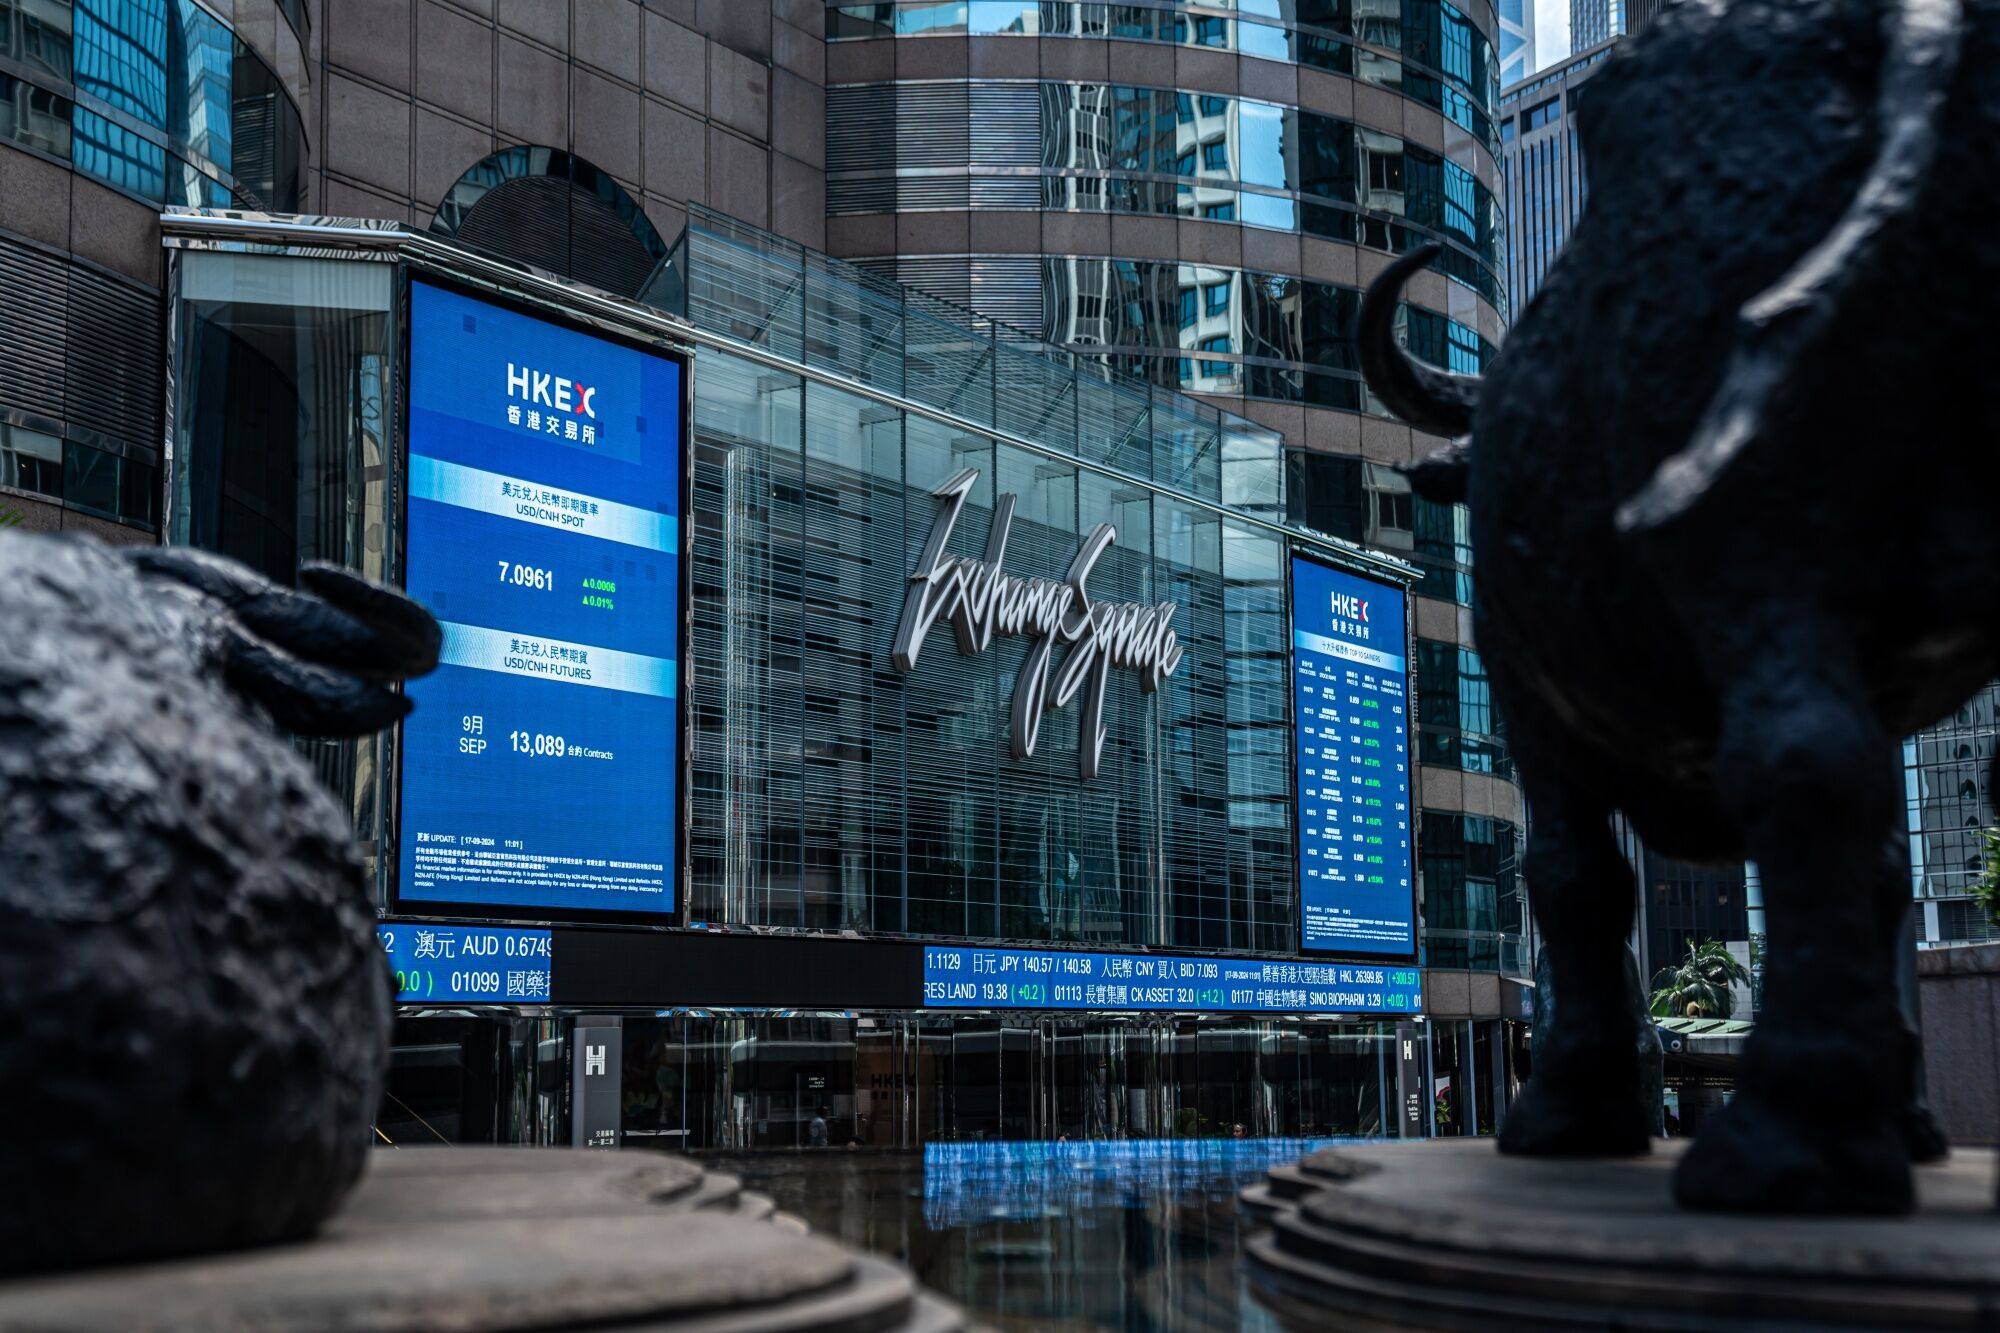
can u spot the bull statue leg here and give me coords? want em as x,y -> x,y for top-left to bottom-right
1673,652 -> 1916,1213
1499,772 -> 1654,1157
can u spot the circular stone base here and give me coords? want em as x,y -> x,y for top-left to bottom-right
1244,1139 -> 2000,1330
0,1148 -> 963,1331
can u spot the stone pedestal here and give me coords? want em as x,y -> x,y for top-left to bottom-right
1243,1140 -> 2000,1330
0,1148 -> 963,1331
1919,943 -> 2000,1147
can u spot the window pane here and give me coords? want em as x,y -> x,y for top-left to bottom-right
63,440 -> 122,516
73,106 -> 166,200
120,453 -> 159,526
0,0 -> 74,79
0,71 -> 72,157
0,423 -> 62,497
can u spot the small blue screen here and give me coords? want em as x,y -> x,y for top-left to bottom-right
397,281 -> 681,917
378,923 -> 553,1003
1291,557 -> 1416,955
923,945 -> 1420,1014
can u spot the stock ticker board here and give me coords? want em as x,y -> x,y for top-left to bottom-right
1290,555 -> 1417,957
923,945 -> 1421,1015
397,280 -> 682,919
379,923 -> 553,1003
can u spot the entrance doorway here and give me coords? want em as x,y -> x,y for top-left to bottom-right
381,1010 -> 1406,1149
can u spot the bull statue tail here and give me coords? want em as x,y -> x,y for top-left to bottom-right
1616,0 -> 1965,536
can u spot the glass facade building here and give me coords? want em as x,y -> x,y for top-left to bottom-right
0,0 -> 1533,1154
817,0 -> 1528,1004
672,212 -> 1307,953
162,205 -> 1530,1149
0,0 -> 306,542
1496,39 -> 1609,315
828,0 -> 1502,138
865,250 -> 1496,413
1909,685 -> 2000,948
1,0 -> 304,210
1495,0 -> 1533,82
1569,0 -> 1657,53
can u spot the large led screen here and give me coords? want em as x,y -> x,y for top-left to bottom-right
1291,555 -> 1415,955
397,280 -> 681,919
924,945 -> 1420,1014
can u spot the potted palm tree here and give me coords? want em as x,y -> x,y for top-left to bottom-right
1649,940 -> 1751,1020
1972,824 -> 2000,926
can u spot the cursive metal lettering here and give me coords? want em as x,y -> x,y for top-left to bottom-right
892,469 -> 1184,779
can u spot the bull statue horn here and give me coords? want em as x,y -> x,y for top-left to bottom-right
1357,242 -> 1483,440
1617,0 -> 1964,534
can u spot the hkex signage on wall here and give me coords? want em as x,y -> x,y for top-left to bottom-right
1291,555 -> 1416,956
397,280 -> 682,920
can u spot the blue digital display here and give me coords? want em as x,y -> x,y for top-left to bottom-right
398,281 -> 681,918
923,945 -> 1420,1013
920,1139 -> 1356,1229
1291,556 -> 1416,956
378,923 -> 553,1003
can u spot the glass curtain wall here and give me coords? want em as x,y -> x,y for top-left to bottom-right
664,210 -> 1432,962
376,1013 -> 564,1147
610,1014 -> 1396,1148
1,0 -> 305,209
1907,683 -> 2000,943
169,249 -> 398,876
1042,256 -> 1496,411
827,0 -> 1501,139
684,345 -> 1309,951
376,1011 -> 1405,1149
827,82 -> 1503,305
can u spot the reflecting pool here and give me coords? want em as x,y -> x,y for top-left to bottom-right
707,1137 -> 1359,1330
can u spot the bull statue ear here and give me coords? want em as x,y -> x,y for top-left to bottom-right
1616,0 -> 1963,536
1404,439 -> 1473,506
124,548 -> 441,738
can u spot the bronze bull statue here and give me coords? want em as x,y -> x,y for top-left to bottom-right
1361,0 -> 1987,1212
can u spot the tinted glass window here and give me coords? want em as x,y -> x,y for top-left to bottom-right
14,0 -> 302,209
0,424 -> 62,497
63,440 -> 122,517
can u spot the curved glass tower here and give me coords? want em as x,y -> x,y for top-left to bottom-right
823,0 -> 1525,979
0,0 -> 308,540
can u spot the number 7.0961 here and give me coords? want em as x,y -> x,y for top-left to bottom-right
498,562 -> 554,590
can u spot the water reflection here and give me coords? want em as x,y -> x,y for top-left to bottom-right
708,1137 -> 1359,1330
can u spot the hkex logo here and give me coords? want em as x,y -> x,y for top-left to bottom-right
1330,593 -> 1369,622
507,363 -> 597,419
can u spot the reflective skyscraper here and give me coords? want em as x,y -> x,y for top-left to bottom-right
1908,687 -> 2000,947
1570,0 -> 1659,53
1497,0 -> 1536,82
1497,39 -> 1611,311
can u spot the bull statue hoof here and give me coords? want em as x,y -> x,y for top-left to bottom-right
1499,947 -> 1662,1157
1497,1078 -> 1654,1158
1674,1092 -> 1914,1215
0,534 -> 438,1275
